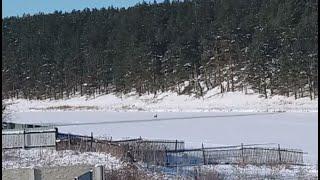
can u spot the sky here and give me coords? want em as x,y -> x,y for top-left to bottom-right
2,0 -> 163,18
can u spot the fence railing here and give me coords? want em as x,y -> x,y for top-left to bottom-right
2,122 -> 43,130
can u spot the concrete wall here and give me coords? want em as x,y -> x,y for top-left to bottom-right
2,165 -> 96,180
2,168 -> 33,180
40,165 -> 93,180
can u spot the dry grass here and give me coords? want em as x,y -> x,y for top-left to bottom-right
105,164 -> 167,180
56,139 -> 126,159
193,166 -> 225,180
30,105 -> 99,111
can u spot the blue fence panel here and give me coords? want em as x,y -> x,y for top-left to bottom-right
75,170 -> 92,180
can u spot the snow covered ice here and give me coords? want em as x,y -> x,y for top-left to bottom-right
4,90 -> 318,169
9,111 -> 318,166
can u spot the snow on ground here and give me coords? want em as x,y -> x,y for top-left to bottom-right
199,164 -> 318,179
143,163 -> 318,179
4,88 -> 318,113
2,149 -> 124,170
10,112 -> 318,165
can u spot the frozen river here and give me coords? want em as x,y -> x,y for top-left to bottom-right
11,112 -> 317,165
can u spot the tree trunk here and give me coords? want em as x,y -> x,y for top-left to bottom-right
231,65 -> 234,92
197,81 -> 203,96
80,85 -> 83,96
308,76 -> 313,100
264,83 -> 267,99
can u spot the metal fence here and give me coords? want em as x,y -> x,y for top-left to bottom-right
165,145 -> 304,167
57,132 -> 92,141
56,137 -> 126,159
112,138 -> 185,151
111,138 -> 185,166
2,127 -> 57,149
56,134 -> 304,167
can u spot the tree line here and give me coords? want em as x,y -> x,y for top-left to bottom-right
2,0 -> 318,100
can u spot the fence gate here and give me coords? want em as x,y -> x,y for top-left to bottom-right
74,170 -> 93,180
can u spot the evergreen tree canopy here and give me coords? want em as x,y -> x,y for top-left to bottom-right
2,0 -> 318,100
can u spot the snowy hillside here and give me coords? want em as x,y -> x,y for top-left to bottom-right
5,88 -> 318,113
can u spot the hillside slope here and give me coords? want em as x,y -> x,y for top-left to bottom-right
5,87 -> 317,112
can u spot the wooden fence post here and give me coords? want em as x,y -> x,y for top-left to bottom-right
165,148 -> 168,166
175,140 -> 178,152
68,133 -> 71,150
55,127 -> 58,150
23,129 -> 26,149
153,148 -> 156,165
202,143 -> 206,165
241,143 -> 244,164
278,144 -> 282,164
91,132 -> 93,151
